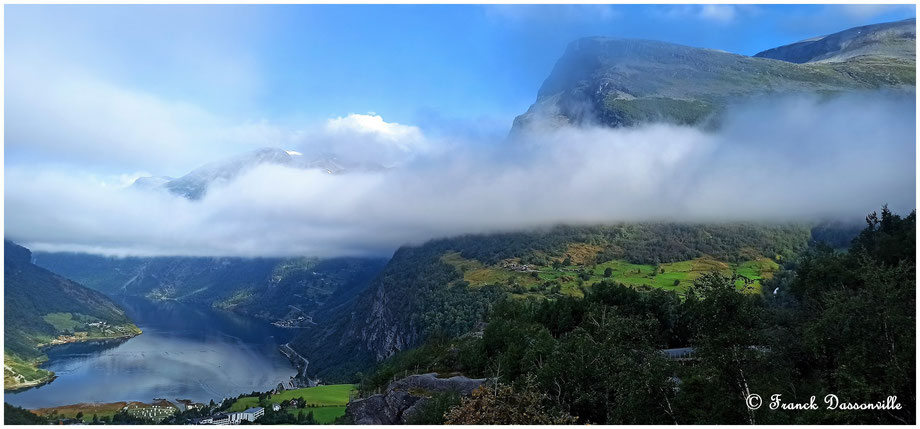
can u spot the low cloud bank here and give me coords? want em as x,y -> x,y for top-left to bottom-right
6,94 -> 915,258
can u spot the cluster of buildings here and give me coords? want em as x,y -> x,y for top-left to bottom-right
193,407 -> 264,425
500,260 -> 539,272
125,400 -> 178,421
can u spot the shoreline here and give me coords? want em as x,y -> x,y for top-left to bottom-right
279,343 -> 318,389
38,330 -> 141,350
4,327 -> 142,393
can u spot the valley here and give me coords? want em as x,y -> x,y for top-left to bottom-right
5,295 -> 298,410
4,12 -> 916,425
33,253 -> 387,329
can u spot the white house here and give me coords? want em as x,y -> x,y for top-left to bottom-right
201,407 -> 263,425
241,407 -> 264,422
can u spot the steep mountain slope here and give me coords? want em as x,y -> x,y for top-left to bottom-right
34,253 -> 387,326
291,19 -> 909,382
511,19 -> 914,132
4,241 -> 141,391
289,223 -> 814,381
754,18 -> 915,63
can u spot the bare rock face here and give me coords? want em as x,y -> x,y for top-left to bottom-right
346,373 -> 489,425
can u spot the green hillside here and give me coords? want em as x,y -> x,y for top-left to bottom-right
226,384 -> 355,424
4,241 -> 141,391
290,223 -> 813,381
357,207 -> 915,424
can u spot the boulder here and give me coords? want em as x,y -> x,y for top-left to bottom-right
346,373 -> 489,424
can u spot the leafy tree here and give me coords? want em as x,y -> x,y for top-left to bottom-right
676,273 -> 773,424
444,384 -> 576,424
784,207 -> 915,424
4,403 -> 49,425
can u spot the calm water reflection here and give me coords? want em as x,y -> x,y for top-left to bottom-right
6,296 -> 297,409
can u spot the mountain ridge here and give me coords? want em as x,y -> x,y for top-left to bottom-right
512,18 -> 915,132
754,18 -> 916,63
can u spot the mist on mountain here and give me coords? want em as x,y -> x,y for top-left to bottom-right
5,92 -> 914,258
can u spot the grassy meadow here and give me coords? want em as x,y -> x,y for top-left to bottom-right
441,246 -> 779,298
227,384 -> 356,424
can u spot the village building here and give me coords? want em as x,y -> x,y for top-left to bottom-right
197,407 -> 264,425
210,414 -> 230,425
241,407 -> 264,422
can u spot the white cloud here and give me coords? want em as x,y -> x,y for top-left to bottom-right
4,63 -> 299,174
661,5 -> 759,24
838,4 -> 915,20
699,5 -> 737,23
283,113 -> 435,167
6,94 -> 915,258
324,114 -> 426,152
483,5 -> 619,24
5,62 -> 428,174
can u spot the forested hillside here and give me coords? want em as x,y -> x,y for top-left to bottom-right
354,207 -> 915,424
290,222 -> 816,381
4,241 -> 141,391
34,253 -> 386,327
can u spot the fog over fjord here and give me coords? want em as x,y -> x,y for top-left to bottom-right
5,94 -> 915,258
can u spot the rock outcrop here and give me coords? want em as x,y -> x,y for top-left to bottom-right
346,373 -> 489,425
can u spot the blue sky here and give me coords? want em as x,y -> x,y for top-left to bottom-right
5,4 -> 915,257
5,4 -> 916,173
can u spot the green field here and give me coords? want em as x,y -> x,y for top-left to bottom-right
227,384 -> 356,424
271,384 -> 355,405
4,353 -> 53,390
42,312 -> 85,332
442,250 -> 779,298
285,406 -> 347,424
226,396 -> 261,412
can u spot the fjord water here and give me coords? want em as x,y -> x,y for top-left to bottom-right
5,296 -> 297,409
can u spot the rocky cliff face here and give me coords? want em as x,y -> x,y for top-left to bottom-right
355,277 -> 417,362
346,373 -> 489,425
288,242 -> 502,382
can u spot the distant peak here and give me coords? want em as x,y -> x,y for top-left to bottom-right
754,17 -> 916,64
